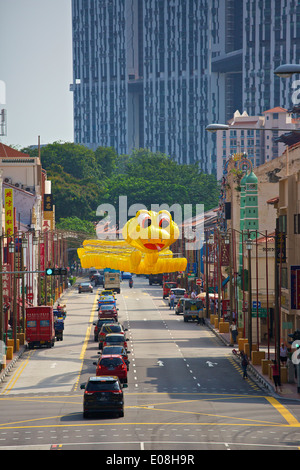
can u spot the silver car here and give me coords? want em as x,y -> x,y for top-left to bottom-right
78,282 -> 93,293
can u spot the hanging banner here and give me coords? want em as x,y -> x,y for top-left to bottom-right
4,188 -> 14,236
43,194 -> 53,212
220,239 -> 230,267
291,266 -> 300,310
276,231 -> 286,263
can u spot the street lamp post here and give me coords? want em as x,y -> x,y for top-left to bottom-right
21,234 -> 28,334
224,233 -> 233,323
245,236 -> 253,357
274,64 -> 300,78
8,239 -> 17,352
205,230 -> 210,319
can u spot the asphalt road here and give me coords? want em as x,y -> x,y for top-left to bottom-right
0,276 -> 300,452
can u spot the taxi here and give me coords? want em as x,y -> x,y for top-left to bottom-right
98,294 -> 117,310
100,290 -> 116,298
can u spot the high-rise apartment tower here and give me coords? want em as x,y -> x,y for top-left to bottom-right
71,0 -> 300,176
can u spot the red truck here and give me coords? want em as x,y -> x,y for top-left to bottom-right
26,306 -> 55,349
163,281 -> 178,299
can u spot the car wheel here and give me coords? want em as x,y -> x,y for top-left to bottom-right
83,411 -> 89,419
118,410 -> 124,418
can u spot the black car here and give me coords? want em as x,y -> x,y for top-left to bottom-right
93,274 -> 104,286
80,376 -> 127,418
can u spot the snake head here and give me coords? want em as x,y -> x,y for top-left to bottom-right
122,210 -> 179,254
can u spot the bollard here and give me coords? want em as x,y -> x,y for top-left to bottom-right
6,346 -> 13,360
219,322 -> 229,333
261,359 -> 271,375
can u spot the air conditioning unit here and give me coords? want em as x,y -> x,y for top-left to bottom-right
14,182 -> 23,188
24,186 -> 35,193
4,177 -> 12,184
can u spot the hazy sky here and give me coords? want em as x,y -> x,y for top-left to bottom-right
0,0 -> 73,148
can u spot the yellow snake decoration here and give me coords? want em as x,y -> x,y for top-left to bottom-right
77,210 -> 187,274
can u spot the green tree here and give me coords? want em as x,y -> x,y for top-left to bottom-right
56,216 -> 96,236
94,146 -> 117,177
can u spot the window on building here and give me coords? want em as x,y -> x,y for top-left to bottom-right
278,214 -> 287,233
294,214 -> 300,234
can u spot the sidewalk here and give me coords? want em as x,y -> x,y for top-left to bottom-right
206,318 -> 300,401
0,343 -> 26,385
0,282 -> 77,386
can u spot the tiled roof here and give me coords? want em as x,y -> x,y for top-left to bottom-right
263,107 -> 288,114
0,143 -> 29,159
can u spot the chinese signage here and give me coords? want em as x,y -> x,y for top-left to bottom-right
276,231 -> 286,263
2,263 -> 11,300
4,188 -> 13,236
291,266 -> 300,310
220,239 -> 230,267
44,194 -> 53,212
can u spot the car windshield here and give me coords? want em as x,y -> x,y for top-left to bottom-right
102,325 -> 122,334
81,283 -> 90,286
86,380 -> 120,391
165,282 -> 177,288
106,335 -> 124,343
172,289 -> 186,295
100,305 -> 115,311
100,357 -> 123,367
100,296 -> 114,301
102,346 -> 124,355
97,319 -> 113,327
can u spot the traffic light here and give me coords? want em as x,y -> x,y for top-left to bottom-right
288,330 -> 300,346
45,267 -> 68,276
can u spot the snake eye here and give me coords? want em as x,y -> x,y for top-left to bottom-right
137,213 -> 152,229
158,213 -> 170,229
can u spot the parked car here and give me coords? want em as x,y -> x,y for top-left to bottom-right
94,354 -> 128,383
98,304 -> 118,321
78,282 -> 93,293
98,323 -> 127,350
175,298 -> 185,315
168,288 -> 186,306
163,281 -> 177,299
100,345 -> 130,370
93,318 -> 117,342
183,298 -> 204,322
103,333 -> 128,351
80,376 -> 127,418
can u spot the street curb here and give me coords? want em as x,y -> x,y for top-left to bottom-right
0,345 -> 26,384
205,319 -> 275,394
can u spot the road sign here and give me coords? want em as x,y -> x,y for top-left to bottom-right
252,301 -> 261,309
196,279 -> 203,286
188,273 -> 196,279
251,308 -> 268,318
